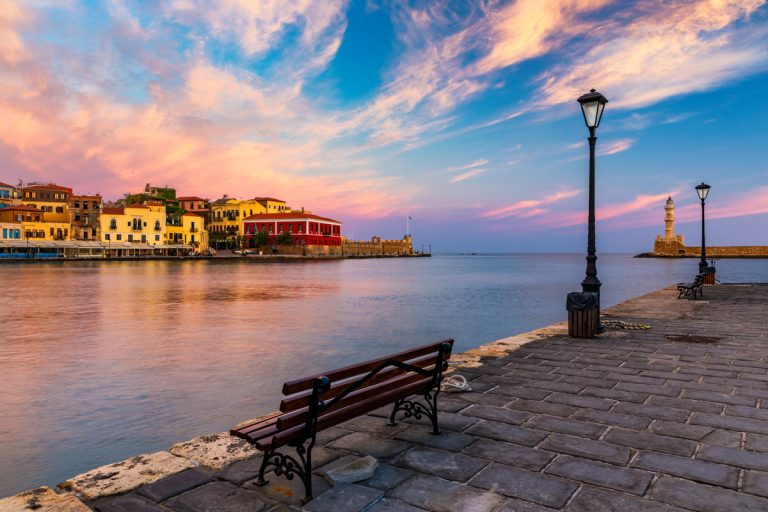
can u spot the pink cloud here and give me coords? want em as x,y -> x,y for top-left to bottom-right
480,189 -> 582,220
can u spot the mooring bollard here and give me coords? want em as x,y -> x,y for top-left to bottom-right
566,292 -> 599,338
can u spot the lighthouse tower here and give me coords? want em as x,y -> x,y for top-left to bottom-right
665,196 -> 675,240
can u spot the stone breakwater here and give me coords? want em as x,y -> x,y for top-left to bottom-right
4,283 -> 768,511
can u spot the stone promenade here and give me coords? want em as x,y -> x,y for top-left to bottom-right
6,284 -> 768,512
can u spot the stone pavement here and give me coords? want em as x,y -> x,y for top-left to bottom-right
8,283 -> 768,512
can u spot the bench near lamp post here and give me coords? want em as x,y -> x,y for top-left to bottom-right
568,89 -> 607,338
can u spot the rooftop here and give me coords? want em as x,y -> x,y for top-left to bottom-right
243,212 -> 341,224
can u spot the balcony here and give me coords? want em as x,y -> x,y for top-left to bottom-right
190,228 -> 198,232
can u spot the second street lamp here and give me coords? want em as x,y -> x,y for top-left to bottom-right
695,182 -> 711,275
577,89 -> 608,312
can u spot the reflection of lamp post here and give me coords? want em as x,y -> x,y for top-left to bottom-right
577,89 -> 608,306
695,182 -> 711,274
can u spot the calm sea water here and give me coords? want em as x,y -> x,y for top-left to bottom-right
1,254 -> 767,496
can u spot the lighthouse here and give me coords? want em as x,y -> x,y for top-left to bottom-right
665,196 -> 675,241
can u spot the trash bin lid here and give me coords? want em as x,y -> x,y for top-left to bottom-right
566,292 -> 598,311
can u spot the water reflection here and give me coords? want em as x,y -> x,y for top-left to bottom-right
1,255 -> 766,496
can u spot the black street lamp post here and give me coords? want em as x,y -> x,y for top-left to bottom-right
577,89 -> 608,307
695,182 -> 711,274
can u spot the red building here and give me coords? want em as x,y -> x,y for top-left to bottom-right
177,196 -> 210,225
243,212 -> 342,249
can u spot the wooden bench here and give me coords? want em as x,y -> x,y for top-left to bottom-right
677,273 -> 705,299
230,339 -> 454,503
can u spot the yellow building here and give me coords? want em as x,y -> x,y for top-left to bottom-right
0,181 -> 22,208
0,205 -> 70,240
210,196 -> 289,238
21,183 -> 72,224
166,213 -> 208,253
100,203 -> 166,245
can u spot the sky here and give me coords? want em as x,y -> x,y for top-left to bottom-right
1,0 -> 767,252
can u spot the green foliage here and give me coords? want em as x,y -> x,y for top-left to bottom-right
276,231 -> 292,245
254,229 -> 270,247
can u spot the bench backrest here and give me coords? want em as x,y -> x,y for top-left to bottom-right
272,339 -> 453,444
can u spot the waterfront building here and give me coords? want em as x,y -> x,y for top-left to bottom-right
177,196 -> 210,226
342,235 -> 414,256
100,203 -> 166,245
21,183 -> 72,224
0,205 -> 70,240
166,213 -> 208,253
243,212 -> 342,255
0,222 -> 23,240
210,196 -> 290,239
0,181 -> 22,208
70,194 -> 102,241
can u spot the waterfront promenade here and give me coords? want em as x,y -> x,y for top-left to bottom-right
4,283 -> 768,511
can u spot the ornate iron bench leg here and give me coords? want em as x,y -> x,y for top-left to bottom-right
254,448 -> 273,486
253,440 -> 314,503
387,387 -> 441,435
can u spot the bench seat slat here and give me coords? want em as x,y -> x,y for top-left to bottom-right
281,339 -> 452,395
280,353 -> 437,413
264,377 -> 433,450
276,370 -> 434,431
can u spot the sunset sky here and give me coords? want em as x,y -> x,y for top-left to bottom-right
1,0 -> 767,251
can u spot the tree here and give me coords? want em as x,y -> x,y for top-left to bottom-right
276,231 -> 292,245
254,229 -> 269,247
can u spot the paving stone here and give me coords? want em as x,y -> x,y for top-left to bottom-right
555,375 -> 618,389
701,429 -> 742,447
465,420 -> 547,446
640,370 -> 698,382
489,385 -> 551,400
462,438 -> 554,470
59,451 -> 198,500
725,404 -> 768,420
451,392 -> 512,407
361,463 -> 414,491
646,396 -> 724,414
607,373 -> 666,385
436,397 -> 472,413
215,456 -> 265,486
539,433 -> 630,465
546,455 -> 652,495
632,450 -> 739,488
697,444 -> 768,471
649,476 -> 768,512
612,403 -> 690,422
544,392 -> 615,410
165,481 -> 267,512
366,498 -> 426,512
459,404 -> 533,424
328,432 -> 411,460
524,381 -> 585,394
389,447 -> 488,482
388,474 -> 504,512
495,498 -> 559,512
403,412 -> 477,432
243,474 -> 330,507
323,455 -> 379,485
137,468 -> 214,502
746,433 -> 768,452
339,416 -> 410,437
303,484 -> 383,512
682,390 -> 757,407
649,421 -> 714,440
0,487 -> 90,512
743,471 -> 768,499
603,428 -> 696,456
566,487 -> 688,512
614,382 -> 680,398
315,427 -> 353,445
507,399 -> 578,417
571,409 -> 651,430
92,493 -> 170,512
394,426 -> 476,452
580,387 -> 648,404
469,463 -> 578,508
525,415 -> 605,439
691,412 -> 768,435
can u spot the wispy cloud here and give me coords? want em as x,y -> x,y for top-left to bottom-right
480,189 -> 582,220
598,139 -> 635,156
538,0 -> 768,109
449,168 -> 487,183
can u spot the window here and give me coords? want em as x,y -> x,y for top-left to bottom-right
141,235 -> 146,243
2,228 -> 6,238
55,206 -> 63,214
116,234 -> 122,241
14,229 -> 20,239
128,234 -> 133,242
110,219 -> 117,229
75,215 -> 81,221
50,228 -> 54,236
74,201 -> 80,208
105,233 -> 110,240
155,234 -> 160,241
154,220 -> 160,230
83,203 -> 89,210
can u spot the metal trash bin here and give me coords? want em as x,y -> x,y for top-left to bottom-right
567,292 -> 599,338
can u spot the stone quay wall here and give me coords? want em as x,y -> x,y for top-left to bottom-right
654,238 -> 768,257
342,236 -> 413,256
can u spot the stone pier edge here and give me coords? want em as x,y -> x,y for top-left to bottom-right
0,289 -> 641,509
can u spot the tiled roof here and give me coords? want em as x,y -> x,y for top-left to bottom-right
177,196 -> 207,201
243,212 -> 341,223
102,207 -> 124,215
1,205 -> 41,212
125,203 -> 150,209
253,197 -> 285,203
182,212 -> 203,217
72,194 -> 102,201
0,181 -> 16,188
22,183 -> 73,193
